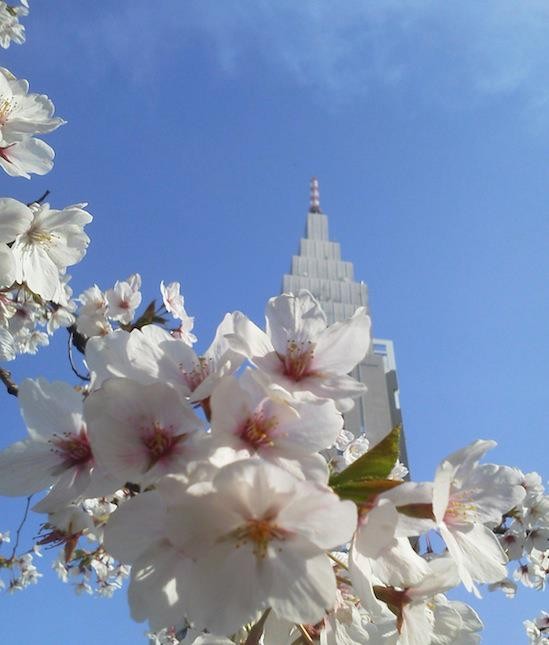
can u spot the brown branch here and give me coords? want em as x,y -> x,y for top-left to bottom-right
296,625 -> 314,644
67,330 -> 90,381
10,496 -> 32,560
0,367 -> 18,396
27,190 -> 50,206
245,609 -> 271,645
67,324 -> 88,355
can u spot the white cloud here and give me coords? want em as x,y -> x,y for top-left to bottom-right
39,1 -> 549,117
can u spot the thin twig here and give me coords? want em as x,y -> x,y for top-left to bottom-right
296,625 -> 314,644
0,367 -> 18,396
67,331 -> 90,382
27,189 -> 50,206
10,496 -> 32,560
328,551 -> 349,571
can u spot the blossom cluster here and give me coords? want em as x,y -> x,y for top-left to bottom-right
0,529 -> 42,593
525,611 -> 549,644
0,1 -> 28,49
75,277 -> 195,345
0,67 -> 64,178
0,196 -> 92,360
0,9 -> 546,644
0,288 -> 544,644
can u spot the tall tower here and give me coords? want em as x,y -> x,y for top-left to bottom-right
283,178 -> 408,462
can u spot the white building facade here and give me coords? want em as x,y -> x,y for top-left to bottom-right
282,179 -> 409,465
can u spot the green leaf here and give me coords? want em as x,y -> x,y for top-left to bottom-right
331,478 -> 402,504
330,425 -> 401,487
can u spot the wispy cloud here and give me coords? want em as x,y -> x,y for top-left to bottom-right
35,1 -> 549,118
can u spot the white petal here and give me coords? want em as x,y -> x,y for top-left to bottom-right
103,490 -> 167,563
269,551 -> 337,625
18,378 -> 84,441
0,197 -> 33,242
0,243 -> 15,287
266,291 -> 327,355
129,541 -> 193,632
313,307 -> 371,374
0,439 -> 59,496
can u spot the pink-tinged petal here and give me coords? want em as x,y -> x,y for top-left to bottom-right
407,555 -> 460,600
439,523 -> 477,595
0,243 -> 15,287
32,467 -> 91,513
0,439 -> 60,496
0,328 -> 15,361
0,137 -> 54,178
185,539 -> 265,635
130,324 -> 197,384
277,483 -> 357,550
86,379 -> 201,484
210,375 -> 252,437
12,242 -> 59,300
443,439 -> 496,481
0,197 -> 33,242
103,491 -> 167,563
313,307 -> 371,374
213,459 -> 299,519
39,204 -> 92,230
380,482 -> 436,537
275,395 -> 342,454
226,312 -> 275,359
129,541 -> 193,632
165,489 -> 244,558
349,545 -> 388,619
314,373 -> 367,400
85,331 -> 136,386
84,463 -> 124,499
354,500 -> 429,588
400,602 -> 433,645
18,378 -> 84,441
269,453 -> 330,484
204,312 -> 240,363
269,550 -> 337,625
442,523 -> 507,590
459,463 -> 526,524
266,291 -> 327,356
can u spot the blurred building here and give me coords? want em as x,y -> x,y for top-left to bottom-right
282,178 -> 408,465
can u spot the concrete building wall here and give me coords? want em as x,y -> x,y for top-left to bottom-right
282,205 -> 405,461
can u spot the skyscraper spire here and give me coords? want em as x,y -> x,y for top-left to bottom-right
309,176 -> 322,213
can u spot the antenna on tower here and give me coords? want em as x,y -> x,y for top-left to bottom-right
309,176 -> 322,213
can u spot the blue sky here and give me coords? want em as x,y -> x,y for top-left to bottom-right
1,1 -> 548,642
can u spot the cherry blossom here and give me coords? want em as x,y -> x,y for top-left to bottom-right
86,313 -> 243,404
0,2 -> 28,49
208,369 -> 342,477
0,67 -> 64,177
11,201 -> 92,302
0,379 -> 118,513
85,378 -> 203,487
432,440 -> 526,595
227,289 -> 371,410
105,274 -> 142,324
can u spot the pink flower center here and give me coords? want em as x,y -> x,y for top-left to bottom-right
238,412 -> 278,450
0,143 -> 15,163
181,356 -> 211,392
230,514 -> 290,559
141,423 -> 185,469
282,339 -> 315,381
443,492 -> 478,525
50,428 -> 92,469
